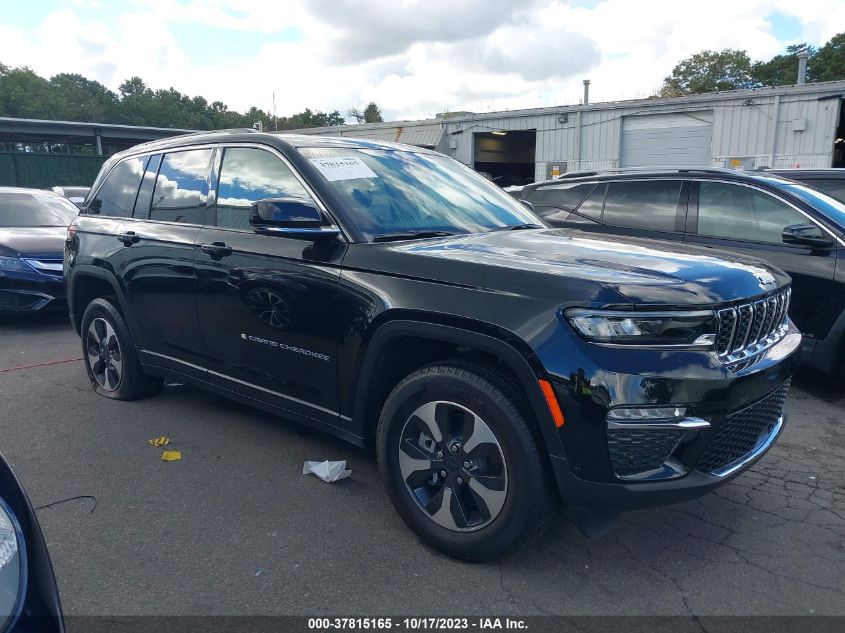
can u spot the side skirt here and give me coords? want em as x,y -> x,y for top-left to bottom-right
141,362 -> 367,449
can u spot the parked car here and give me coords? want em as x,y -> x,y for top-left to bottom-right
765,168 -> 845,204
520,167 -> 844,373
49,186 -> 90,208
0,188 -> 78,314
0,452 -> 64,631
65,133 -> 800,560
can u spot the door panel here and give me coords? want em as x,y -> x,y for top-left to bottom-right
194,229 -> 345,420
117,148 -> 212,371
194,145 -> 345,424
685,181 -> 839,342
119,219 -> 204,369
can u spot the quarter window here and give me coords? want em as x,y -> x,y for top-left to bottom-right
576,183 -> 606,219
697,182 -> 807,244
150,149 -> 212,224
602,180 -> 682,232
528,183 -> 596,210
87,156 -> 147,217
216,148 -> 314,230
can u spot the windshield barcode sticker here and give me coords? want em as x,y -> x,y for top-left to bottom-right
309,156 -> 378,181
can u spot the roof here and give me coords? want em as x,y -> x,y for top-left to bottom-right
288,118 -> 444,148
0,116 -> 196,144
113,130 -> 437,159
526,166 -> 797,189
436,80 -> 845,125
768,168 -> 845,178
0,186 -> 65,196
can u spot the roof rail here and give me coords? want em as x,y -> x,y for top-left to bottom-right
176,127 -> 260,137
555,166 -> 739,179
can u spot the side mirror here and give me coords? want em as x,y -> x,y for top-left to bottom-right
250,198 -> 340,240
781,223 -> 834,249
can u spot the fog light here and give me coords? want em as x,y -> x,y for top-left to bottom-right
608,406 -> 688,420
607,407 -> 709,430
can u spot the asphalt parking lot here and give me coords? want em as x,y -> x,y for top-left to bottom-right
0,313 -> 843,618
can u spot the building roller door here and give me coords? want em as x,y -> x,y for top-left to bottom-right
621,112 -> 713,168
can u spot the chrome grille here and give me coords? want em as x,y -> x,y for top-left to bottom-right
716,289 -> 790,362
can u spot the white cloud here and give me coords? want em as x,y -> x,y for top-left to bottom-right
1,0 -> 842,123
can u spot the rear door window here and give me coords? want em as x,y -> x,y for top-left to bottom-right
87,155 -> 147,217
602,180 -> 682,232
150,149 -> 213,224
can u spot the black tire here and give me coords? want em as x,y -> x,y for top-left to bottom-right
377,363 -> 558,561
80,297 -> 163,400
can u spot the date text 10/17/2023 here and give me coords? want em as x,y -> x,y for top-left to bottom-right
307,618 -> 528,630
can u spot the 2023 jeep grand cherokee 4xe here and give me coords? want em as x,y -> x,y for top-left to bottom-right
64,131 -> 801,561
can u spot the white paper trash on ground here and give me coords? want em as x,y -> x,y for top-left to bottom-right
302,460 -> 351,483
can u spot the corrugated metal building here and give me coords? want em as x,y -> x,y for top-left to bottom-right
294,81 -> 845,184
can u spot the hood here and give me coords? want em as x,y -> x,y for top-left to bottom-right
375,228 -> 790,308
0,227 -> 67,257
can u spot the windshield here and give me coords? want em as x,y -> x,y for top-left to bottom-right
299,147 -> 541,240
779,181 -> 845,231
0,191 -> 79,227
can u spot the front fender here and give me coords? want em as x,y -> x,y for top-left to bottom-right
350,319 -> 567,461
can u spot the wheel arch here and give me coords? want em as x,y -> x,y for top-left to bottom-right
67,266 -> 128,334
351,319 -> 567,461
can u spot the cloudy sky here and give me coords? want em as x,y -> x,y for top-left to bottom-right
1,0 -> 843,122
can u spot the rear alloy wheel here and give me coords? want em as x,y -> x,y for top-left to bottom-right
378,363 -> 557,561
80,297 -> 163,400
85,317 -> 123,392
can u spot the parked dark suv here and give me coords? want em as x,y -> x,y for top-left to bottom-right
767,168 -> 845,203
521,168 -> 844,373
66,133 -> 800,560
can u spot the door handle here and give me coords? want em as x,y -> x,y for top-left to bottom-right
200,242 -> 233,260
117,231 -> 140,246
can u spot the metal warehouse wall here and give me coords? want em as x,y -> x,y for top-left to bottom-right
443,82 -> 845,181
0,152 -> 107,188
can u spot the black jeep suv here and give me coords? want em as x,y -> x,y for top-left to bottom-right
65,132 -> 800,560
521,168 -> 844,373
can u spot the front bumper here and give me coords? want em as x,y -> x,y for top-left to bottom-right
0,271 -> 65,313
536,323 -> 801,513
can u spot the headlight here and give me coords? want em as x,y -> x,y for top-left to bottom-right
565,308 -> 718,348
0,257 -> 29,272
0,501 -> 21,624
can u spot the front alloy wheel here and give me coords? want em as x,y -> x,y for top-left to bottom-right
86,317 -> 123,392
399,401 -> 508,531
377,363 -> 557,561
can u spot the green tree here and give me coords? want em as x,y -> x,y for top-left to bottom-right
363,102 -> 383,123
0,64 -> 348,132
751,43 -> 816,87
809,32 -> 845,82
0,65 -> 59,119
659,49 -> 754,96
